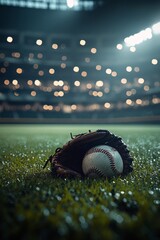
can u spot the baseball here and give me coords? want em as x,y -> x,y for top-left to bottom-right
82,145 -> 123,178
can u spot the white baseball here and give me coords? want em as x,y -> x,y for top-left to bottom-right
82,145 -> 123,178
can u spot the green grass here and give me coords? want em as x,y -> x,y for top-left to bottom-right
0,124 -> 160,240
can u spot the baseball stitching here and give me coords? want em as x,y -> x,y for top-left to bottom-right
86,167 -> 106,178
87,147 -> 121,175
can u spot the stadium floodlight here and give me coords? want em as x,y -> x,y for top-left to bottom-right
124,28 -> 152,47
0,0 -> 97,11
152,22 -> 160,34
67,0 -> 79,8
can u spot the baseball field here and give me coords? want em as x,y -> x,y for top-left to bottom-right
0,124 -> 160,240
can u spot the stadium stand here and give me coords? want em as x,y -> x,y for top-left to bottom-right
0,0 -> 160,123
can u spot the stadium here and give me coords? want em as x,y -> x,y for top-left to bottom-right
0,1 -> 160,240
0,0 -> 160,124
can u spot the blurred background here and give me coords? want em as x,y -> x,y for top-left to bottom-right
0,0 -> 160,124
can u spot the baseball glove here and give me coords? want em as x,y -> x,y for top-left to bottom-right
43,129 -> 133,178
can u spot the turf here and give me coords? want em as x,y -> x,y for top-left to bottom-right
0,124 -> 160,240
